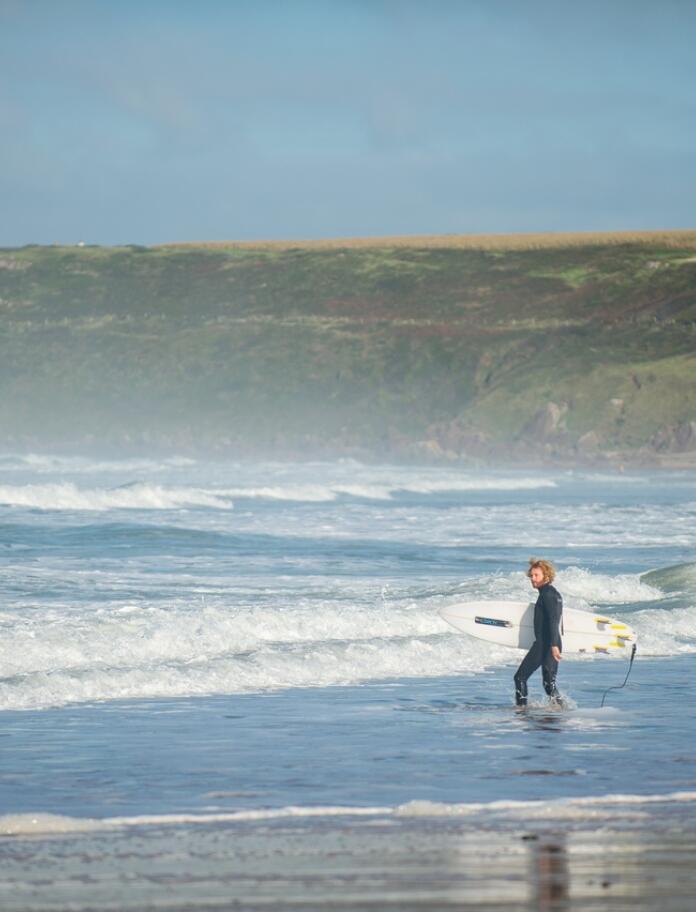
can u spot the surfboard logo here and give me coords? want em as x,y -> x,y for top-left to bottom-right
475,616 -> 513,628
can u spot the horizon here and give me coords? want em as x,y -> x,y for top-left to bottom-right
4,226 -> 696,253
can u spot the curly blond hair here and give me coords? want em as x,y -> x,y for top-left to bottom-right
527,558 -> 556,584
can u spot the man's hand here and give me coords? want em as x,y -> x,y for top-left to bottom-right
551,646 -> 562,662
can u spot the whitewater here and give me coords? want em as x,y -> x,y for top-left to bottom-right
0,456 -> 695,712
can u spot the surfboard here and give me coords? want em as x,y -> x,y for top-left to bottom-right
439,600 -> 636,656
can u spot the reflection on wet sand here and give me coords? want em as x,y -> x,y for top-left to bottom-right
526,834 -> 570,911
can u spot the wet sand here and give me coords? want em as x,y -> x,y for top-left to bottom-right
2,810 -> 696,911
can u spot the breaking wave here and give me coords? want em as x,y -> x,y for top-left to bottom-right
0,474 -> 556,511
0,482 -> 232,511
1,564 -> 693,711
0,599 -> 512,711
214,477 -> 557,502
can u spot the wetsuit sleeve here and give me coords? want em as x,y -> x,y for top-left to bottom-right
543,588 -> 563,650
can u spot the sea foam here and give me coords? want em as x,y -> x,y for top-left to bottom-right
0,474 -> 557,511
3,790 -> 696,836
0,599 -> 511,711
1,563 -> 691,711
216,476 -> 557,502
0,482 -> 232,511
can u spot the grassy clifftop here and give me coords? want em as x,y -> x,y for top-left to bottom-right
1,231 -> 696,465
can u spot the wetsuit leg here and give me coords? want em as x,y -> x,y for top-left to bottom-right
514,641 -> 543,706
542,651 -> 560,699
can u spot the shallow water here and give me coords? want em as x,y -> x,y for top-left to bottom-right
1,655 -> 695,820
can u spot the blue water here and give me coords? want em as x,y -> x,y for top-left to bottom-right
1,456 -> 695,832
1,658 -> 695,822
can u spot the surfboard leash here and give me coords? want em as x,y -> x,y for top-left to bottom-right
599,643 -> 637,708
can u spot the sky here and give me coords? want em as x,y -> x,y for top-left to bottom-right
1,0 -> 695,246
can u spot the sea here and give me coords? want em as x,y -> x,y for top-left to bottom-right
1,455 -> 695,910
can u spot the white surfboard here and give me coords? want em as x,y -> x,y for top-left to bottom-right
439,600 -> 636,656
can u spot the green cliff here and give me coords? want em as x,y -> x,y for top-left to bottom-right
1,232 -> 695,465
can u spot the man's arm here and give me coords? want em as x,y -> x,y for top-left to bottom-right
544,588 -> 563,656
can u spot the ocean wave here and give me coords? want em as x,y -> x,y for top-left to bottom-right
2,559 -> 691,711
3,790 -> 696,836
0,600 -> 512,710
556,567 -> 664,605
0,482 -> 232,511
0,473 -> 557,511
219,483 -> 388,502
0,453 -> 196,474
217,476 -> 557,502
641,562 -> 696,593
629,604 -> 696,654
451,567 -> 663,608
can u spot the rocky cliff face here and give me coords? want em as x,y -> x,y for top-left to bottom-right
649,421 -> 696,453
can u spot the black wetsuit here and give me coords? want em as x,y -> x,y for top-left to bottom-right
514,583 -> 563,706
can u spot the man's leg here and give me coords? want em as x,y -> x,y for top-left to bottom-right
514,642 -> 542,706
541,651 -> 561,702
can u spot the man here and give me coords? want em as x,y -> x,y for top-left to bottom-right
514,558 -> 563,707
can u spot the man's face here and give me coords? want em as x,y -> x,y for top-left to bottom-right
530,567 -> 546,589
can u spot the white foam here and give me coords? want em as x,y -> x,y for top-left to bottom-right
557,567 -> 663,606
0,806 -> 393,836
218,483 -> 391,502
395,790 -> 696,819
0,600 -> 512,710
3,791 -> 696,836
1,561 -> 690,710
0,473 -> 556,511
0,813 -> 103,836
393,477 -> 557,493
217,476 -> 556,502
452,567 -> 662,608
0,482 -> 232,511
630,604 -> 696,655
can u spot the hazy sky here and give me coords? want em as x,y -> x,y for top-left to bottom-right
2,0 -> 695,246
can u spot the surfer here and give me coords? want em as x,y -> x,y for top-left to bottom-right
514,559 -> 563,707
